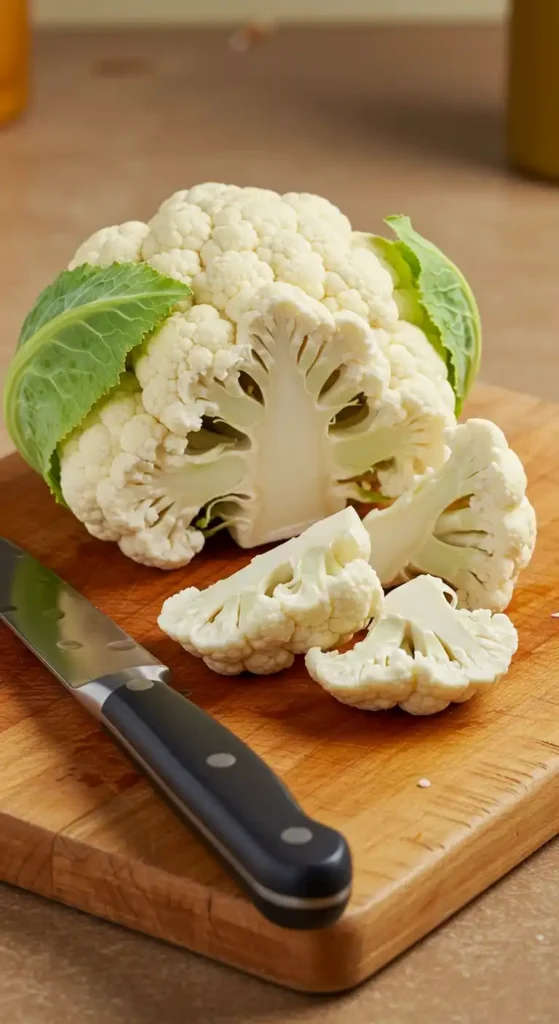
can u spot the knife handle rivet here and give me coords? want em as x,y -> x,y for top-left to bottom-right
0,605 -> 16,614
206,753 -> 237,769
281,827 -> 313,846
56,640 -> 83,651
43,608 -> 65,620
125,677 -> 154,691
107,640 -> 136,651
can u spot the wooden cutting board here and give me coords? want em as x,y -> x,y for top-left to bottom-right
0,383 -> 558,994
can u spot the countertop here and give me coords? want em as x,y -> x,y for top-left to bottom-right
1,24 -> 558,1024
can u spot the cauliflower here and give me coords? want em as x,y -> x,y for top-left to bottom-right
363,419 -> 537,611
6,185 -> 482,570
305,575 -> 518,715
158,506 -> 383,675
59,187 -> 464,568
60,282 -> 457,565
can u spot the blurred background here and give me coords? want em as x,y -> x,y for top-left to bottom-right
1,4 -> 559,1023
34,1 -> 507,23
0,0 -> 557,459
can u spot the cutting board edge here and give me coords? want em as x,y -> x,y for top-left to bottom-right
1,763 -> 558,994
339,761 -> 559,992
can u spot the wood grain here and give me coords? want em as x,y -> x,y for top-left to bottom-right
0,382 -> 556,991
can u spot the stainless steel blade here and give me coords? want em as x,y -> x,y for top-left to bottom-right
0,537 -> 168,693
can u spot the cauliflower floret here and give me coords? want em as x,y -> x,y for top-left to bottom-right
364,419 -> 537,611
59,374 -> 249,570
284,191 -> 352,234
147,249 -> 201,289
59,376 -> 142,541
142,201 -> 212,258
193,250 -> 275,321
132,184 -> 402,329
383,321 -> 455,413
134,305 -> 240,437
306,575 -> 518,715
159,507 -> 384,675
69,222 -> 150,269
171,183 -> 242,215
118,513 -> 205,570
325,247 -> 397,327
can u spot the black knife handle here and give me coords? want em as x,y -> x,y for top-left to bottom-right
101,678 -> 352,929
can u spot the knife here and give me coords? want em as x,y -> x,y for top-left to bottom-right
0,538 -> 352,929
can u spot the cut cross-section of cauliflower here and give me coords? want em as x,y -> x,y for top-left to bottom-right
330,373 -> 454,501
158,506 -> 383,675
363,418 -> 537,611
60,281 -> 454,567
305,574 -> 518,715
60,374 -> 248,569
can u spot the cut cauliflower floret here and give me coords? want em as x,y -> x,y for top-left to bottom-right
305,574 -> 518,715
331,373 -> 454,500
364,419 -> 537,611
158,507 -> 384,675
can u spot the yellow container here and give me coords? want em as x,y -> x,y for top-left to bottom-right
0,0 -> 28,126
508,0 -> 559,180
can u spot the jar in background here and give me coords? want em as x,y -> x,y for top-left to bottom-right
508,0 -> 559,181
0,0 -> 28,126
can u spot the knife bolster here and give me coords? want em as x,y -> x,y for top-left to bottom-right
74,665 -> 169,718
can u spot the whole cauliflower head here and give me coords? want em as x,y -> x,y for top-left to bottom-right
159,507 -> 384,675
306,574 -> 518,715
58,186 -> 463,569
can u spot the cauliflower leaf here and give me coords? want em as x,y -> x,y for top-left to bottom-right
372,215 -> 482,413
3,263 -> 190,499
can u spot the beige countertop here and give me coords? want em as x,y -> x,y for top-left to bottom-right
1,23 -> 558,1023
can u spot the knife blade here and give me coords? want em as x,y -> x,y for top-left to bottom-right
0,537 -> 352,929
